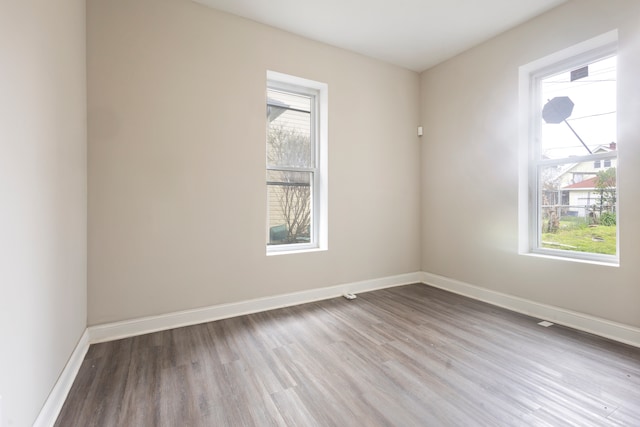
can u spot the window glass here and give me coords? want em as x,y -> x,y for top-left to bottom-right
539,56 -> 617,159
267,90 -> 313,169
266,170 -> 312,244
528,50 -> 618,262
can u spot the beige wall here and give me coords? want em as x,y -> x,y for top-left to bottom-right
0,0 -> 87,425
3,0 -> 640,423
420,0 -> 640,327
87,0 -> 421,324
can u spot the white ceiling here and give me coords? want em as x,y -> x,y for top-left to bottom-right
193,0 -> 567,72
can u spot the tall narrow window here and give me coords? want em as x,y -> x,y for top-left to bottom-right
520,32 -> 618,264
266,72 -> 327,254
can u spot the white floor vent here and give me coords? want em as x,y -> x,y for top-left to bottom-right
538,320 -> 554,327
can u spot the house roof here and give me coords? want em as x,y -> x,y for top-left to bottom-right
564,176 -> 598,189
594,143 -> 616,153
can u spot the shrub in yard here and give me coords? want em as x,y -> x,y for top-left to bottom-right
600,211 -> 616,226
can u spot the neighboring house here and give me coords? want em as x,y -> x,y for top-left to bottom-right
550,142 -> 617,218
562,176 -> 599,217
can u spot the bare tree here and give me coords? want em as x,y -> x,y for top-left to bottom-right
267,125 -> 311,243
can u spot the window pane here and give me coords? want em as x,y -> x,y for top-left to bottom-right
267,89 -> 312,168
539,164 -> 616,255
539,56 -> 616,159
267,170 -> 312,245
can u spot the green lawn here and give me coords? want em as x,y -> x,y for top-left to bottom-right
541,221 -> 616,255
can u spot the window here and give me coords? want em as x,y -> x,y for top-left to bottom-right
519,31 -> 618,264
266,71 -> 328,254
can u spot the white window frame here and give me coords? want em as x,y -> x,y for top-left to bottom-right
518,30 -> 619,265
266,71 -> 328,255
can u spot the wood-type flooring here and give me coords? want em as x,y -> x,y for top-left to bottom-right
55,284 -> 640,426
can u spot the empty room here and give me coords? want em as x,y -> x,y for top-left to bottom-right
2,0 -> 640,425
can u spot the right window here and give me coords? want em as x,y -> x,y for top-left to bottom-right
522,33 -> 618,264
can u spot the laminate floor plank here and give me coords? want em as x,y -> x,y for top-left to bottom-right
55,284 -> 640,426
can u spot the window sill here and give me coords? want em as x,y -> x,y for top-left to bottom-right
521,251 -> 619,267
266,246 -> 327,257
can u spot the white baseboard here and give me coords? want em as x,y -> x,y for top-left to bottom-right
38,270 -> 640,426
36,272 -> 420,426
88,272 -> 423,344
33,329 -> 90,427
421,271 -> 640,349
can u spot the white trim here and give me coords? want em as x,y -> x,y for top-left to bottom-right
518,30 -> 618,78
421,271 -> 640,349
36,273 -> 419,425
36,270 -> 640,426
33,329 -> 90,427
88,272 -> 422,344
90,271 -> 640,349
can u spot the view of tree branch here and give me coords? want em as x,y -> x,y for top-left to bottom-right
267,124 -> 312,244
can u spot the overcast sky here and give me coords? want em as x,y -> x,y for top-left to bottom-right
540,55 -> 617,159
